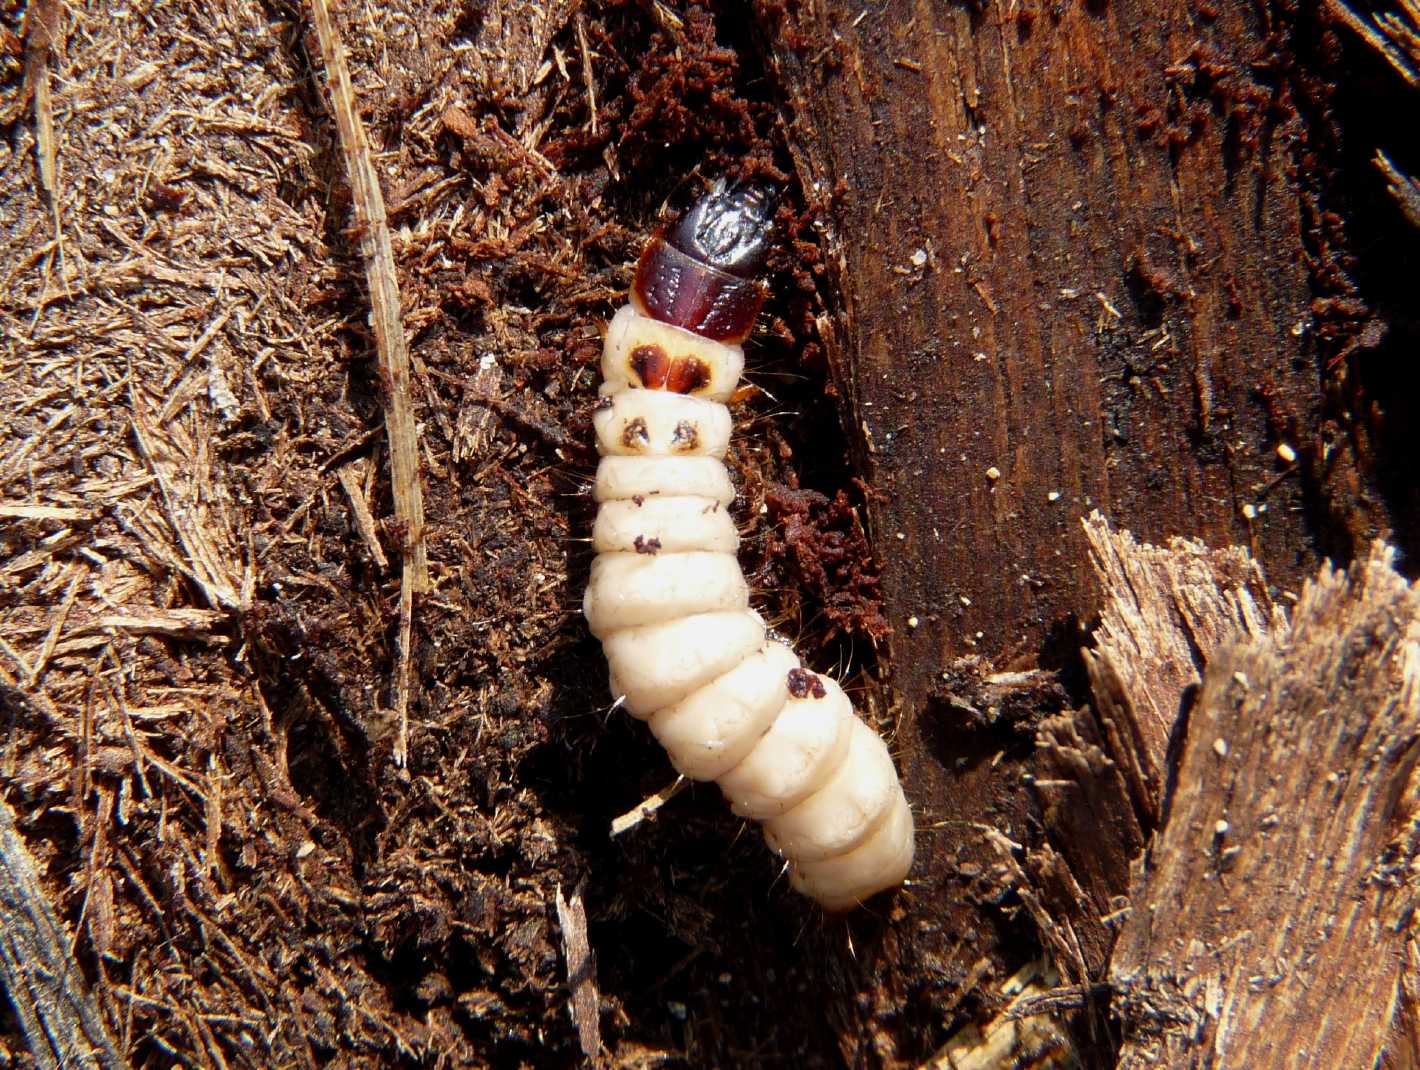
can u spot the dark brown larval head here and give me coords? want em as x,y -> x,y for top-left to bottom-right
633,178 -> 779,344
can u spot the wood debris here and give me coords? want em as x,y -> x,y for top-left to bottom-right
1080,511 -> 1283,824
554,883 -> 602,1058
919,961 -> 1078,1070
0,0 -> 1406,1065
309,0 -> 427,764
336,461 -> 390,572
610,777 -> 687,838
1111,542 -> 1420,1068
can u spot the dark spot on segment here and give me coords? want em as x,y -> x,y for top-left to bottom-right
666,356 -> 711,394
621,417 -> 650,450
633,535 -> 662,555
787,668 -> 827,700
632,495 -> 645,506
670,420 -> 700,451
630,344 -> 669,389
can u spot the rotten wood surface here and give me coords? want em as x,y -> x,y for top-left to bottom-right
1109,542 -> 1420,1068
761,2 -> 1386,1055
767,0 -> 1333,671
950,518 -> 1292,1061
310,0 -> 428,765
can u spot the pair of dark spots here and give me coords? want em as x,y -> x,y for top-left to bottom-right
618,416 -> 701,453
630,343 -> 711,394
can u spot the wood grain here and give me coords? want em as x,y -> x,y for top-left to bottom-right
309,0 -> 427,766
768,0 -> 1321,674
1081,512 -> 1284,825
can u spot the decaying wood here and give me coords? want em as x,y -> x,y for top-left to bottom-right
336,460 -> 390,572
23,0 -> 62,240
1010,517 -> 1316,1062
309,0 -> 428,766
0,503 -> 97,522
5,604 -> 226,655
763,1 -> 1355,1044
130,399 -> 250,613
1327,0 -> 1420,88
1110,542 -> 1420,1068
766,0 -> 1330,674
1081,512 -> 1284,825
554,883 -> 602,1059
0,0 -> 1406,1065
0,791 -> 125,1070
1328,2 -> 1420,227
1377,150 -> 1420,230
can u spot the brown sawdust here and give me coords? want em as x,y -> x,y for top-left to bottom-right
0,2 -> 895,1068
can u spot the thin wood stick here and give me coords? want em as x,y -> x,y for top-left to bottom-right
609,777 -> 687,837
308,0 -> 428,765
575,13 -> 599,137
336,462 -> 390,571
919,960 -> 1076,1070
0,791 -> 127,1070
25,0 -> 62,240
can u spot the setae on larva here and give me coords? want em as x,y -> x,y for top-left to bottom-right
586,179 -> 913,911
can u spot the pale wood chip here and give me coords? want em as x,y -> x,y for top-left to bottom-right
0,504 -> 97,521
336,462 -> 389,572
1081,511 -> 1283,824
554,883 -> 602,1059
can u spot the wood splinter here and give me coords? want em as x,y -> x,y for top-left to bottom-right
309,0 -> 428,766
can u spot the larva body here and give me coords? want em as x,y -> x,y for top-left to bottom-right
587,181 -> 913,911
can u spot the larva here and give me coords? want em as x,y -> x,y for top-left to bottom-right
587,179 -> 914,911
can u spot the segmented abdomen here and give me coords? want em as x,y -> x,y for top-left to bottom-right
585,182 -> 913,911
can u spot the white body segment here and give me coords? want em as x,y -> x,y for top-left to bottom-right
592,496 -> 739,555
583,551 -> 748,638
588,302 -> 913,910
650,641 -> 799,781
593,389 -> 733,458
594,456 -> 735,507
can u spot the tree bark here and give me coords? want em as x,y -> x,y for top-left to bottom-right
766,0 -> 1329,669
1080,514 -> 1284,826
